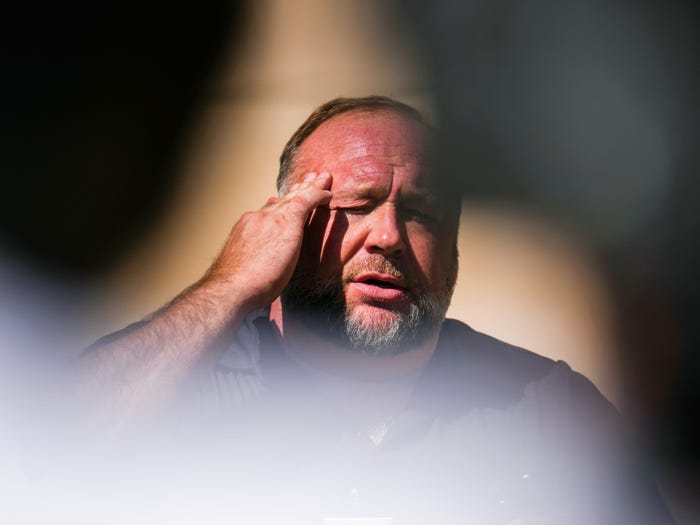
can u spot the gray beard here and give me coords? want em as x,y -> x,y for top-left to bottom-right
281,254 -> 457,356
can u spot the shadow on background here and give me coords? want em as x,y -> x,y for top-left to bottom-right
1,2 -> 247,278
400,0 -> 700,521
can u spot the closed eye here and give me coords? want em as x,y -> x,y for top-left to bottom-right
402,207 -> 438,223
330,204 -> 375,215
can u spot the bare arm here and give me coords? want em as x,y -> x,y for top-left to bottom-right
76,172 -> 332,424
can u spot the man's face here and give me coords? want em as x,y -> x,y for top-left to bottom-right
282,109 -> 459,355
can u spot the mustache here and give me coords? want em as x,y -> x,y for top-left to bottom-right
343,255 -> 422,292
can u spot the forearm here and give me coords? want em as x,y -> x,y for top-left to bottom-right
77,277 -> 251,421
74,171 -> 331,427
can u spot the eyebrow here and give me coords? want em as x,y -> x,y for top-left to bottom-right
325,195 -> 377,210
400,187 -> 441,206
331,181 -> 388,200
327,187 -> 444,210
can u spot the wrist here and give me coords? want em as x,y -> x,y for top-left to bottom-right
192,274 -> 262,325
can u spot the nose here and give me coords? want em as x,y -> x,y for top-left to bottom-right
363,204 -> 406,257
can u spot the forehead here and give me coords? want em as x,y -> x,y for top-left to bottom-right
293,109 -> 433,195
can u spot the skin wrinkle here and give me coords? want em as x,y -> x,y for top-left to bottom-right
329,169 -> 437,214
77,105 -> 453,423
281,110 -> 459,355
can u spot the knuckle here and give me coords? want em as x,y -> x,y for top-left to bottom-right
288,195 -> 309,210
239,211 -> 254,223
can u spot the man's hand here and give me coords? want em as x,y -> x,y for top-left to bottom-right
74,172 -> 332,427
205,171 -> 332,312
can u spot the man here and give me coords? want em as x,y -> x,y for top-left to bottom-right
81,96 -> 457,420
80,96 -> 671,524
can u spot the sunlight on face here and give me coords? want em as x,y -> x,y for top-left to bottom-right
282,110 -> 459,354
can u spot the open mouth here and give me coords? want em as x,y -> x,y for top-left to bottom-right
355,272 -> 406,288
350,273 -> 409,301
361,278 -> 404,290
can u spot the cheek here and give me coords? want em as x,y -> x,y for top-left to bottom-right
317,212 -> 355,272
406,226 -> 456,280
296,208 -> 331,271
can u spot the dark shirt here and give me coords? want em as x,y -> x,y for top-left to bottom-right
188,316 -> 673,524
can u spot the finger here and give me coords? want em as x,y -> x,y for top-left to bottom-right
284,187 -> 332,220
312,171 -> 331,189
276,172 -> 332,217
287,172 -> 317,192
284,172 -> 332,201
302,173 -> 332,205
291,172 -> 331,193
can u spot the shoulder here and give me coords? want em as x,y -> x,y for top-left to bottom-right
431,321 -> 673,524
420,319 -> 617,423
438,318 -> 558,380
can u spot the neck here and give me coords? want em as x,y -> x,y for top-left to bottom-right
269,298 -> 438,380
268,298 -> 439,422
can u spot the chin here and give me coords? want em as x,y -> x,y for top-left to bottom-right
343,303 -> 421,355
347,304 -> 403,332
